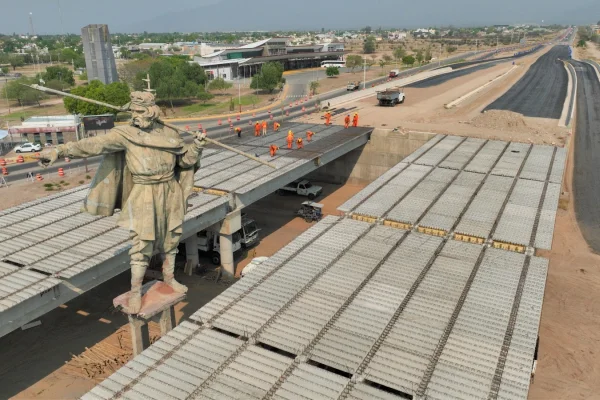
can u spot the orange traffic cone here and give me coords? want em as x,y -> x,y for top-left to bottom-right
218,119 -> 222,125
0,159 -> 6,166
58,168 -> 65,177
16,155 -> 24,163
236,114 -> 240,121
36,173 -> 43,181
1,167 -> 8,176
65,157 -> 70,163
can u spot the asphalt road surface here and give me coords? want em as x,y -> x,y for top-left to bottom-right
407,61 -> 499,89
570,60 -> 600,252
483,45 -> 570,119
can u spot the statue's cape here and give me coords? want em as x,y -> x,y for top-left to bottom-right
82,125 -> 198,217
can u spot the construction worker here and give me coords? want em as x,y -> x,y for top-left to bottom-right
254,122 -> 261,137
306,131 -> 314,142
262,120 -> 268,136
235,127 -> 242,138
344,115 -> 350,128
269,144 -> 279,157
352,113 -> 359,127
324,111 -> 331,125
273,121 -> 280,131
296,137 -> 304,149
286,130 -> 294,149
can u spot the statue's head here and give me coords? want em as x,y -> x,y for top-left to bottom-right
129,91 -> 161,129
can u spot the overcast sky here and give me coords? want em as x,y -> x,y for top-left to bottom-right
2,0 -> 598,34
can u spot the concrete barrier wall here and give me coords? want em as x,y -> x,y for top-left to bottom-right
308,129 -> 436,185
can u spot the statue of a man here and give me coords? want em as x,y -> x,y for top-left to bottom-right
42,91 -> 205,313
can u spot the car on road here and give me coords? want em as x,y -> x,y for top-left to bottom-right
347,81 -> 361,91
14,142 -> 41,153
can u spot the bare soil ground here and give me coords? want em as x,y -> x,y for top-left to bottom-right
303,45 -> 569,146
575,42 -> 600,62
313,68 -> 389,94
1,181 -> 365,399
0,168 -> 94,211
528,131 -> 600,400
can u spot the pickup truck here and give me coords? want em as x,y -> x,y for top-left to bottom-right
346,81 -> 360,91
278,179 -> 323,200
389,69 -> 400,78
377,88 -> 405,106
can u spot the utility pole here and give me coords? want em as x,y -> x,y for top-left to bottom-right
363,59 -> 366,90
4,78 -> 10,114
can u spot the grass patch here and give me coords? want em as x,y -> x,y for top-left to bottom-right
43,183 -> 54,188
79,180 -> 84,184
181,102 -> 219,113
85,175 -> 91,180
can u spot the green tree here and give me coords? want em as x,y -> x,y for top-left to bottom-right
120,46 -> 131,59
45,79 -> 67,91
363,36 -> 376,54
363,26 -> 372,34
576,39 -> 586,47
382,54 -> 392,63
447,46 -> 457,53
402,55 -> 415,66
379,60 -> 386,69
345,55 -> 363,73
325,66 -> 340,77
425,47 -> 433,62
415,50 -> 424,64
208,77 -> 233,92
9,55 -> 24,71
5,77 -> 45,106
79,71 -> 88,81
1,67 -> 8,74
309,80 -> 319,95
393,47 -> 406,61
196,88 -> 214,104
42,66 -> 75,86
63,80 -> 130,115
250,62 -> 284,93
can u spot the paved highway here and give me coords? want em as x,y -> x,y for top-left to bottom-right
570,60 -> 600,252
483,45 -> 569,119
407,61 -> 499,89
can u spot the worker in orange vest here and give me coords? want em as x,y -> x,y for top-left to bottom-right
235,127 -> 242,138
306,131 -> 314,141
262,120 -> 268,136
296,137 -> 304,149
273,121 -> 280,131
324,112 -> 331,125
254,122 -> 261,136
269,144 -> 279,157
286,130 -> 294,149
344,115 -> 350,128
352,113 -> 359,127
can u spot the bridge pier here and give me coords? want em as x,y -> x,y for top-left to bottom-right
218,210 -> 242,278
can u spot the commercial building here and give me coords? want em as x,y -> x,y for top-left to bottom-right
194,38 -> 346,81
81,24 -> 119,84
7,115 -> 80,145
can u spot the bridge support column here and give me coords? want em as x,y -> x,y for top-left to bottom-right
218,210 -> 242,278
184,234 -> 199,276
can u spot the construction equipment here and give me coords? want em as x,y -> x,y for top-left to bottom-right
24,84 -> 276,169
296,201 -> 323,222
377,87 -> 406,106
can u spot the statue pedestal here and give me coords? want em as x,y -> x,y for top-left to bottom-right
113,280 -> 186,356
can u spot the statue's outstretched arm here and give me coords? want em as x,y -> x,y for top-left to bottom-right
57,131 -> 127,159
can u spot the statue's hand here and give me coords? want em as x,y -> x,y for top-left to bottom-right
194,131 -> 207,147
38,149 -> 59,168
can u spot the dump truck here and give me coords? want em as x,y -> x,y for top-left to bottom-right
377,87 -> 405,106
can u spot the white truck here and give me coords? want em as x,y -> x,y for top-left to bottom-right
197,215 -> 259,264
278,179 -> 323,200
346,81 -> 360,91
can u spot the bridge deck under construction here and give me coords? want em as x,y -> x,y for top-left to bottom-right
0,122 -> 372,338
339,135 -> 565,252
84,134 -> 562,400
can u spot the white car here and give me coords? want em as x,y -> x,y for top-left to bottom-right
240,257 -> 269,277
14,142 -> 42,153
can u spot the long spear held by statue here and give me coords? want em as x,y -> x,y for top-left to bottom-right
24,84 -> 276,169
